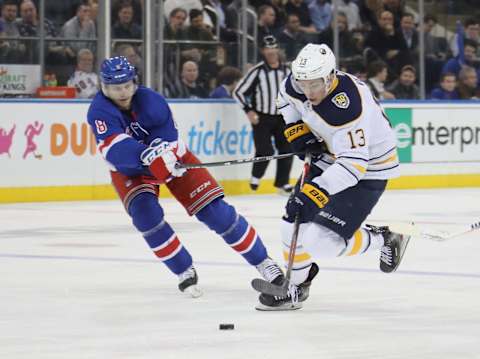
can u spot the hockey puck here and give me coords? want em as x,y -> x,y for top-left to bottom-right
219,323 -> 234,330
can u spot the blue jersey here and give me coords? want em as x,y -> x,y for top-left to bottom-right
87,86 -> 178,176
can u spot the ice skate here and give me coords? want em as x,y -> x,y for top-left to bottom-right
178,265 -> 203,298
255,257 -> 285,284
255,263 -> 319,311
367,225 -> 411,273
277,184 -> 294,196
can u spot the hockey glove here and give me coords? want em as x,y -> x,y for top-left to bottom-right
284,121 -> 327,159
285,180 -> 329,223
140,139 -> 186,182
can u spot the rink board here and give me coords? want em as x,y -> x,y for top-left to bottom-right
0,100 -> 480,203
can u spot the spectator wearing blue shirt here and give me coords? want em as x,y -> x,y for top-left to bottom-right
209,66 -> 242,98
307,0 -> 332,33
430,72 -> 459,100
442,39 -> 480,78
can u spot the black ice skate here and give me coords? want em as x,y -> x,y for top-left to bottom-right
178,265 -> 203,298
255,263 -> 319,311
367,224 -> 411,273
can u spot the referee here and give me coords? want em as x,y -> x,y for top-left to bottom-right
233,35 -> 293,195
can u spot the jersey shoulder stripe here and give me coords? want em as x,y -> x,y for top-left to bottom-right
312,72 -> 362,127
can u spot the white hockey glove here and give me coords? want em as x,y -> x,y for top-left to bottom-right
141,139 -> 186,182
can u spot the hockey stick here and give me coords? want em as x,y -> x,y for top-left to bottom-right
251,152 -> 312,297
176,152 -> 301,169
417,221 -> 480,241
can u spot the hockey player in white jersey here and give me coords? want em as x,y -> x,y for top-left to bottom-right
256,43 -> 410,310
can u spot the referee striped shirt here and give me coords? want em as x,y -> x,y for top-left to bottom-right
233,61 -> 290,115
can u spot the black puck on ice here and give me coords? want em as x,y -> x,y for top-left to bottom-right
219,323 -> 234,330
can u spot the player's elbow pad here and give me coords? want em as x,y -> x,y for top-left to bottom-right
284,121 -> 326,157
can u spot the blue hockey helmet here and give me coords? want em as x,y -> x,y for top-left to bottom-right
100,56 -> 136,85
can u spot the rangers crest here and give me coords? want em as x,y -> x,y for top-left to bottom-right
332,92 -> 350,109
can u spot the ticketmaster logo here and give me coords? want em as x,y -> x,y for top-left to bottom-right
187,120 -> 254,156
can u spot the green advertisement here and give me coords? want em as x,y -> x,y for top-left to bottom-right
385,108 -> 412,163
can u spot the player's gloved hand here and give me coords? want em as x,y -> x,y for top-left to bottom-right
140,138 -> 186,182
284,121 -> 327,160
285,179 -> 329,223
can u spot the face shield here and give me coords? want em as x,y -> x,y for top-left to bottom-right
295,75 -> 334,104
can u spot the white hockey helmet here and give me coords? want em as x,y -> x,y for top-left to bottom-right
292,43 -> 336,86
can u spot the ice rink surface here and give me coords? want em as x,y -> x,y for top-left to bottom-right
1,188 -> 480,359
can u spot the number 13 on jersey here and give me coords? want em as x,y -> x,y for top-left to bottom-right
347,129 -> 366,149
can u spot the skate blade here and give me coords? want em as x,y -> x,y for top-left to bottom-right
184,285 -> 203,298
255,302 -> 303,311
393,235 -> 411,272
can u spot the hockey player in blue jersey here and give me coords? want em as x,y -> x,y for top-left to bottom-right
87,56 -> 284,297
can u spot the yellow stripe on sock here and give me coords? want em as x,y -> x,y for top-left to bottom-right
347,230 -> 363,256
283,251 -> 311,262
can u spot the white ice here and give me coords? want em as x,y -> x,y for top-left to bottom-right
1,188 -> 480,359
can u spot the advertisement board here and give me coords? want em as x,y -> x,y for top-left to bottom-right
0,65 -> 41,95
1,100 -> 480,202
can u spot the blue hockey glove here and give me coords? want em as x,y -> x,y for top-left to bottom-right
285,180 -> 329,223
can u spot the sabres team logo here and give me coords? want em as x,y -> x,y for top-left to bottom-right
332,92 -> 350,109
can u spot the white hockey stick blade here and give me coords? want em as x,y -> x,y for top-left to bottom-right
388,221 -> 480,242
419,221 -> 480,241
251,278 -> 289,296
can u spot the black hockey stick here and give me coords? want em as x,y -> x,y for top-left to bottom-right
251,152 -> 312,297
175,152 -> 299,169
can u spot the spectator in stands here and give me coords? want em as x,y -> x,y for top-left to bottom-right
164,0 -> 214,29
167,60 -> 209,98
285,0 -> 316,34
386,64 -> 419,99
450,17 -> 480,58
17,0 -> 70,64
165,7 -> 187,40
67,48 -> 98,98
88,0 -> 99,25
163,8 -> 188,98
307,0 -> 332,33
185,8 -> 217,86
365,9 -> 411,78
358,0 -> 384,31
457,66 -> 480,100
424,14 -> 447,62
45,1 -> 78,29
114,43 -> 143,82
442,39 -> 480,78
382,0 -> 404,28
257,4 -> 276,45
337,0 -> 362,31
277,13 -> 308,62
430,72 -> 459,100
366,60 -> 395,99
209,65 -> 242,98
112,0 -> 142,39
318,11 -> 358,60
0,0 -> 26,63
270,0 -> 287,31
112,0 -> 142,25
61,1 -> 96,54
399,13 -> 418,62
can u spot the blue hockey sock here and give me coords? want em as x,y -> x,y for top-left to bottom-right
196,198 -> 268,266
129,193 -> 192,275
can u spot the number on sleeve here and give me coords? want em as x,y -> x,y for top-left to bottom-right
347,129 -> 366,149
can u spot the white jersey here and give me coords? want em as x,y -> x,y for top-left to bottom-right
278,71 -> 399,195
67,71 -> 99,99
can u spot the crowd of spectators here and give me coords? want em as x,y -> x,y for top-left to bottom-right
1,0 -> 480,100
